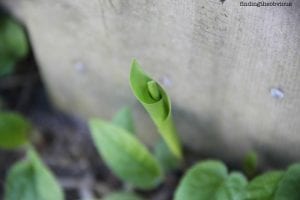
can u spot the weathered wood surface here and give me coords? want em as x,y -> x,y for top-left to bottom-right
2,0 -> 300,165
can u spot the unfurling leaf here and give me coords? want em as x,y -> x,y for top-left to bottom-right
147,81 -> 161,100
89,119 -> 163,189
244,171 -> 284,200
130,60 -> 182,159
175,160 -> 247,200
0,112 -> 31,149
4,148 -> 64,200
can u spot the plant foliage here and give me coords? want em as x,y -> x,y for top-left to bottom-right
112,106 -> 135,134
89,118 -> 163,189
0,112 -> 31,149
0,16 -> 28,76
130,60 -> 182,159
244,171 -> 284,200
4,148 -> 64,200
175,160 -> 247,200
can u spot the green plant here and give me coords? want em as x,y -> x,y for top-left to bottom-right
175,160 -> 247,200
0,112 -> 31,149
0,14 -> 63,200
244,171 -> 284,200
89,61 -> 182,198
89,115 -> 163,189
2,59 -> 299,199
175,160 -> 300,200
0,111 -> 64,200
153,139 -> 179,173
4,147 -> 64,200
130,60 -> 182,159
90,60 -> 300,200
0,15 -> 28,76
243,151 -> 258,178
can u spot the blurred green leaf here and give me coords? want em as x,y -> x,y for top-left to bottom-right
0,16 -> 28,76
243,151 -> 258,178
4,148 -> 64,200
130,60 -> 182,159
154,139 -> 180,173
89,119 -> 163,189
274,164 -> 300,200
175,160 -> 247,200
103,192 -> 144,200
0,112 -> 31,149
112,107 -> 135,134
244,171 -> 284,200
0,59 -> 14,76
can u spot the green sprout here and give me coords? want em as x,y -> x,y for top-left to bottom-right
130,60 -> 182,159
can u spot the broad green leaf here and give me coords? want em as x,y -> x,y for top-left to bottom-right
0,112 -> 31,149
244,171 -> 284,200
130,60 -> 182,159
4,148 -> 64,200
0,17 -> 28,58
274,164 -> 300,200
89,119 -> 163,189
112,107 -> 135,134
0,16 -> 28,76
154,139 -> 180,173
215,172 -> 248,200
103,192 -> 144,200
243,151 -> 258,178
175,160 -> 247,200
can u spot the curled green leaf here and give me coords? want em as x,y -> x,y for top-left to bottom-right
4,148 -> 64,200
0,112 -> 31,149
130,60 -> 182,159
89,119 -> 163,189
147,81 -> 161,100
175,160 -> 247,200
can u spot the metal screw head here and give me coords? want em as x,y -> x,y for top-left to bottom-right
270,88 -> 284,100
